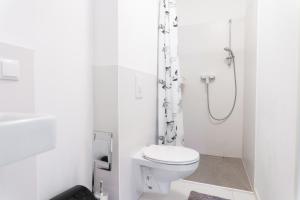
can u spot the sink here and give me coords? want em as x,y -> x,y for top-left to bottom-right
0,113 -> 56,166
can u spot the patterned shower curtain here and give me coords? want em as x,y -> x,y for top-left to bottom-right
158,0 -> 184,146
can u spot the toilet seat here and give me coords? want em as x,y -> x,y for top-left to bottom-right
143,145 -> 199,165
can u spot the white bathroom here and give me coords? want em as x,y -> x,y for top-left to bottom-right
0,0 -> 299,200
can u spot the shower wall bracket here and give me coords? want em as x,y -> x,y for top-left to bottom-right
200,75 -> 215,84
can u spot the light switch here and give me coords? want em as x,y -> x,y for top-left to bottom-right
0,59 -> 20,81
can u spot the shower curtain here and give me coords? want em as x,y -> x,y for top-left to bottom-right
158,0 -> 184,146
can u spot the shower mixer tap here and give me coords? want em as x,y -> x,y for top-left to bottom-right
200,75 -> 215,84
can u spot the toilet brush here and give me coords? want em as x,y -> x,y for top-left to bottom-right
94,181 -> 108,200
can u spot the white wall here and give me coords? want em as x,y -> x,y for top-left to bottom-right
0,1 -> 37,199
0,0 -> 36,49
93,66 -> 157,200
0,0 -> 94,199
254,0 -> 300,199
178,0 -> 246,158
94,0 -> 118,66
297,4 -> 300,199
177,0 -> 246,26
118,0 -> 158,75
117,1 -> 159,199
94,65 -> 119,200
93,0 -> 119,199
0,43 -> 36,200
35,0 -> 93,199
93,1 -> 159,200
243,0 -> 257,187
118,67 -> 157,200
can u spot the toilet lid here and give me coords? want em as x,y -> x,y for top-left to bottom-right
143,145 -> 199,165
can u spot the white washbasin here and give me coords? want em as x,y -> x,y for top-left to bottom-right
0,113 -> 56,166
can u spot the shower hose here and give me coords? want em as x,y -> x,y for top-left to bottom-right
206,53 -> 237,121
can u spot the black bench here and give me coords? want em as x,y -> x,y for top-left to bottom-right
50,185 -> 95,200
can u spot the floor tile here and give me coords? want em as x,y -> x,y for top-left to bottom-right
174,180 -> 234,199
185,155 -> 252,191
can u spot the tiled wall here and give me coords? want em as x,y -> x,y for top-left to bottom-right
93,65 -> 157,200
118,66 -> 157,200
93,65 -> 119,200
178,1 -> 246,158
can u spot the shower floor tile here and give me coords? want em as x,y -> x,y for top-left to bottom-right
185,155 -> 252,191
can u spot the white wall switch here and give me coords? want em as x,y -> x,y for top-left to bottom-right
0,59 -> 20,81
135,74 -> 143,99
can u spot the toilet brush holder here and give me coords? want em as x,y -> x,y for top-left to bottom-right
94,181 -> 108,200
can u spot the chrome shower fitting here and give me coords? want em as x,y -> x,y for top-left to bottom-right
225,19 -> 233,66
224,47 -> 235,66
203,19 -> 237,122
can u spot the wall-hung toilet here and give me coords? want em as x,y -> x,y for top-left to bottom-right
133,145 -> 199,194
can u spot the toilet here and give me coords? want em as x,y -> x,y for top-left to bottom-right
133,145 -> 200,194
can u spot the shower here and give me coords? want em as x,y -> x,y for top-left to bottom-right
204,19 -> 237,122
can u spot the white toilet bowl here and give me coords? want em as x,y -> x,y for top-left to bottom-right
133,145 -> 199,194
